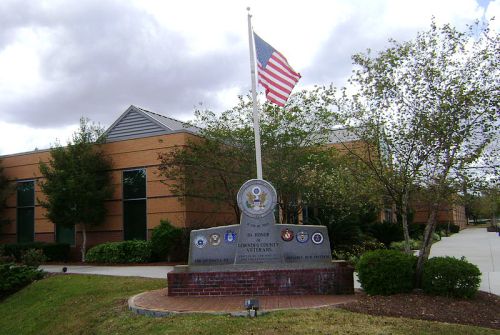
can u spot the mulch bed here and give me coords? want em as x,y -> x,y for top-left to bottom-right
340,290 -> 500,330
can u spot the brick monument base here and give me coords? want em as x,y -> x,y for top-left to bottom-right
167,262 -> 354,296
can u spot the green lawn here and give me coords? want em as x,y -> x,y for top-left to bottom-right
0,275 -> 496,335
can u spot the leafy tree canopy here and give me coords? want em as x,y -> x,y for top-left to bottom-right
38,118 -> 113,261
333,18 -> 499,282
158,89 -> 379,226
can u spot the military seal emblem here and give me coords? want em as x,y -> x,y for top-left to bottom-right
296,231 -> 309,243
224,230 -> 237,243
281,228 -> 294,241
311,232 -> 324,245
194,235 -> 208,248
209,233 -> 221,246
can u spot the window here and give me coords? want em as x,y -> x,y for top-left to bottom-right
17,180 -> 35,243
123,169 -> 147,240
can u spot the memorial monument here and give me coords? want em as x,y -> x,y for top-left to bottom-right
167,179 -> 354,296
167,10 -> 353,296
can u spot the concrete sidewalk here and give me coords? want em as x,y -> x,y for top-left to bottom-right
429,227 -> 499,295
40,264 -> 173,279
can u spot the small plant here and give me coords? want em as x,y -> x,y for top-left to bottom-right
150,220 -> 182,261
357,249 -> 417,295
85,240 -> 152,264
422,256 -> 481,298
332,240 -> 386,266
389,239 -> 422,251
21,249 -> 47,267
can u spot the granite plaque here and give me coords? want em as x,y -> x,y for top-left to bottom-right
188,179 -> 332,266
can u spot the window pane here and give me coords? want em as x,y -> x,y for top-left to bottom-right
123,170 -> 146,199
17,181 -> 34,207
56,224 -> 75,245
123,199 -> 147,241
17,207 -> 34,243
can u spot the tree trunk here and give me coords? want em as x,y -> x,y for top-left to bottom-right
401,193 -> 411,254
81,224 -> 87,263
415,202 -> 439,288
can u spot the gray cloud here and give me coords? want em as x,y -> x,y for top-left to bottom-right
0,0 -> 247,127
303,4 -> 433,87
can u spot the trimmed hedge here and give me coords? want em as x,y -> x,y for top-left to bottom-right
150,220 -> 182,261
422,256 -> 481,298
85,240 -> 152,264
0,263 -> 44,298
3,242 -> 70,262
357,249 -> 417,295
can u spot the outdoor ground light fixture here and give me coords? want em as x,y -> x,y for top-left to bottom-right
244,298 -> 260,317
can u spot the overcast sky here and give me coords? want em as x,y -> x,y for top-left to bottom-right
0,0 -> 498,155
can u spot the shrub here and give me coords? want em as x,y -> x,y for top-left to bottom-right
333,240 -> 386,266
21,249 -> 47,267
436,223 -> 460,236
150,220 -> 182,261
85,240 -> 152,264
367,222 -> 403,246
390,239 -> 422,251
3,242 -> 70,262
0,245 -> 15,264
0,263 -> 44,298
422,256 -> 481,298
408,223 -> 426,239
357,249 -> 417,295
42,243 -> 70,262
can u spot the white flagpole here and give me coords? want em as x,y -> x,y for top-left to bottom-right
247,7 -> 263,180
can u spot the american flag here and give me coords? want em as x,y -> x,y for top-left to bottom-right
253,32 -> 301,107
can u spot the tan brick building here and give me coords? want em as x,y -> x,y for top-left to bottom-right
0,106 -> 234,248
412,203 -> 467,229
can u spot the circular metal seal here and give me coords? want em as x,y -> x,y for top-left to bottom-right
296,231 -> 309,243
194,235 -> 208,248
237,179 -> 277,218
209,233 -> 221,246
281,228 -> 294,241
311,232 -> 324,245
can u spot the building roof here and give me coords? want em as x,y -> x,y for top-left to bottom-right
103,105 -> 200,142
328,128 -> 360,144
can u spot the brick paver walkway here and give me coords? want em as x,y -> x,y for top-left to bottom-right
130,289 -> 358,315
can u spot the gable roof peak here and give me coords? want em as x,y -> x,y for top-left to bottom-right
103,105 -> 199,142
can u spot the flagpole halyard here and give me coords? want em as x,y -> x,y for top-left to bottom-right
247,7 -> 263,180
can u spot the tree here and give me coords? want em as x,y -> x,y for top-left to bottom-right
334,19 -> 499,285
38,118 -> 113,262
468,186 -> 500,226
158,89 -> 379,228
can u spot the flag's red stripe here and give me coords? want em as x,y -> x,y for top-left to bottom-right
271,52 -> 301,79
258,77 -> 289,102
258,63 -> 294,92
258,68 -> 293,95
268,55 -> 300,83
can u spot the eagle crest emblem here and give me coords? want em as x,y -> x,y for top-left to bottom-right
245,186 -> 267,210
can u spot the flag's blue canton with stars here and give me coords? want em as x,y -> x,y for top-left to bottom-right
253,32 -> 301,107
